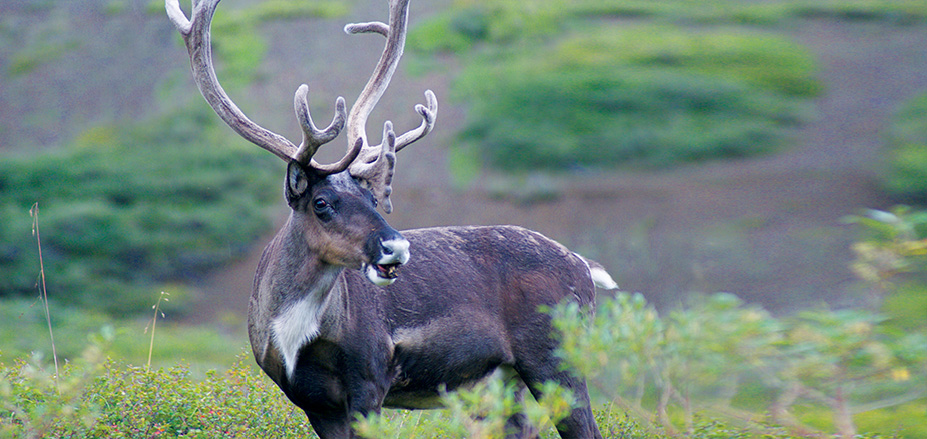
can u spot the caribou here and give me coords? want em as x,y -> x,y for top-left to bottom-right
166,0 -> 617,437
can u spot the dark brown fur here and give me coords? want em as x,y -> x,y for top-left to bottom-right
250,201 -> 605,438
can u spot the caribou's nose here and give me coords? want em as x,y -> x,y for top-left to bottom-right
380,237 -> 410,265
364,234 -> 411,286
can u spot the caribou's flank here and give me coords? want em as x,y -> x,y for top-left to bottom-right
166,0 -> 616,438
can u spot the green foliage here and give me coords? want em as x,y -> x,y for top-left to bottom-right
789,0 -> 927,23
3,297 -> 920,438
452,25 -> 817,170
408,0 -> 927,55
1,348 -> 314,439
845,207 -> 927,285
550,291 -> 927,438
0,107 -> 280,314
408,0 -> 561,55
569,0 -> 927,25
356,378 -> 575,438
844,207 -> 927,333
410,0 -> 927,174
880,93 -> 927,203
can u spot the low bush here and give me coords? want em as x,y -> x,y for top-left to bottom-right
1,348 -> 313,439
549,206 -> 927,439
451,25 -> 817,171
407,0 -> 927,55
2,292 -> 921,438
880,93 -> 927,203
549,292 -> 926,438
0,106 -> 280,314
789,0 -> 927,23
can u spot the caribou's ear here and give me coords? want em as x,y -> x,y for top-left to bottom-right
286,161 -> 313,207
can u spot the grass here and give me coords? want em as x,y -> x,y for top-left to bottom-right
0,298 -> 246,373
408,0 -> 824,175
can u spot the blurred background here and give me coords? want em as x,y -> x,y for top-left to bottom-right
1,0 -> 925,374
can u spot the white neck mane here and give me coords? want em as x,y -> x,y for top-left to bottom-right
271,266 -> 341,380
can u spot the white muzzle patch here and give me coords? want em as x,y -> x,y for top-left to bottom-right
364,238 -> 410,286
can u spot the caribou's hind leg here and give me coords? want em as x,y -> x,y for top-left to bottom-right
497,366 -> 540,439
516,365 -> 602,439
509,313 -> 602,439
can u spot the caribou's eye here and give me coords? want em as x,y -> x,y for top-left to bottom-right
313,198 -> 330,212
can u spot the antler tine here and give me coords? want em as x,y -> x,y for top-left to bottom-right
293,85 -> 353,170
344,0 -> 411,151
351,121 -> 398,213
395,89 -> 438,152
344,21 -> 389,37
166,0 -> 349,170
342,0 -> 439,212
344,2 -> 438,154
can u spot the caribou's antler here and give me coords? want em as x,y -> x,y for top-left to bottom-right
165,0 -> 351,171
344,0 -> 438,213
166,0 -> 437,210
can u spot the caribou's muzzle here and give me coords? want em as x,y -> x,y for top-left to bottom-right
364,236 -> 410,286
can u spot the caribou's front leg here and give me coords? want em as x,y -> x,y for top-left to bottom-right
304,379 -> 387,439
306,412 -> 353,439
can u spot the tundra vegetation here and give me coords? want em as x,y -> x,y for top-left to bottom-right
2,207 -> 924,438
1,0 -> 925,437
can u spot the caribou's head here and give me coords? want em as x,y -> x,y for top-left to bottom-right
166,0 -> 436,285
284,159 -> 410,287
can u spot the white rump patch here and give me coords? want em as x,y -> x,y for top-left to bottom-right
577,254 -> 619,290
590,266 -> 619,290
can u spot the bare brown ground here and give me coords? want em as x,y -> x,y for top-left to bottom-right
188,18 -> 927,321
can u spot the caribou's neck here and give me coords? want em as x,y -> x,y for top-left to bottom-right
269,216 -> 347,380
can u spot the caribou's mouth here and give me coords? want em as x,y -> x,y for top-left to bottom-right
364,237 -> 410,286
364,261 -> 403,286
376,262 -> 402,279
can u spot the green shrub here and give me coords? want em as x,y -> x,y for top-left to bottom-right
407,0 -> 927,54
3,295 -> 921,438
881,93 -> 927,203
549,292 -> 926,438
0,106 -> 279,314
0,349 -> 314,439
452,25 -> 817,171
789,0 -> 927,23
0,295 -> 253,376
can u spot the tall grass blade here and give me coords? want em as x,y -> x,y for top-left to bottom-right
30,202 -> 59,392
145,291 -> 169,370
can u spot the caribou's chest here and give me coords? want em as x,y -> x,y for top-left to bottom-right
283,340 -> 350,413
